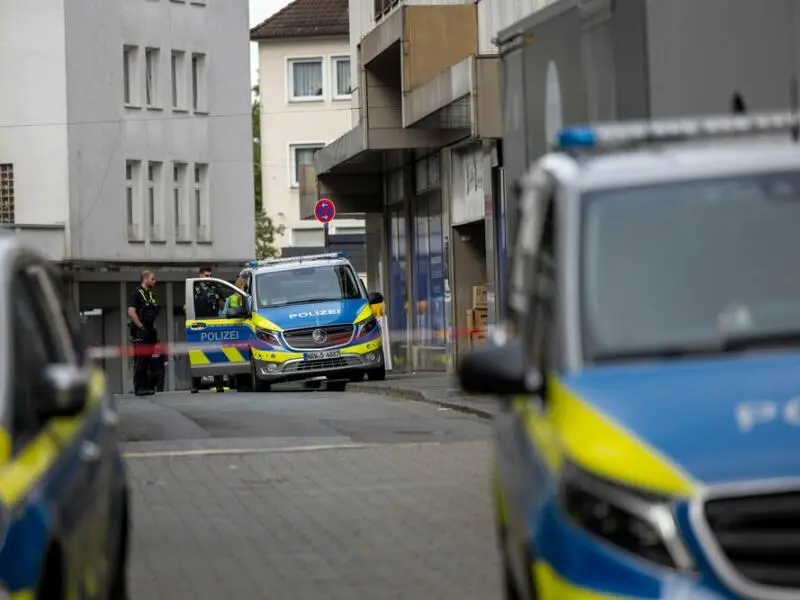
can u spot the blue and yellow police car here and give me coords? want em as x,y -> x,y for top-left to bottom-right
184,253 -> 385,392
460,112 -> 800,600
0,238 -> 129,600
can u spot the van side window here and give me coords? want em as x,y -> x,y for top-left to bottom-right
11,272 -> 56,450
525,196 -> 558,374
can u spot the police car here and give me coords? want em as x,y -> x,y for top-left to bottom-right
460,112 -> 800,600
0,238 -> 130,599
184,252 -> 385,392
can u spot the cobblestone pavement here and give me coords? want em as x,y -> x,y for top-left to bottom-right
123,389 -> 501,600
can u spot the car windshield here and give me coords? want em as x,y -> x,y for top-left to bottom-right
581,169 -> 800,362
255,264 -> 363,308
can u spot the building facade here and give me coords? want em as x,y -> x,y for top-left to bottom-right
251,0 -> 366,254
307,0 -> 518,373
0,0 -> 254,393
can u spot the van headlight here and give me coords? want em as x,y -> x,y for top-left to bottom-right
255,328 -> 281,346
559,461 -> 694,570
355,316 -> 379,338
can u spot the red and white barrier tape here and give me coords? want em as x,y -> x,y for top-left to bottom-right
85,326 -> 501,360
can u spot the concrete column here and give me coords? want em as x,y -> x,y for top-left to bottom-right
439,147 -> 456,373
166,282 -> 176,391
71,280 -> 80,311
402,193 -> 414,371
483,140 -> 499,325
119,282 -> 129,393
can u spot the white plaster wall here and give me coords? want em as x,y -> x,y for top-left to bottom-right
0,0 -> 71,253
258,36 -> 364,247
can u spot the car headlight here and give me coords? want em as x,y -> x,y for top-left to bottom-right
255,328 -> 281,346
356,316 -> 379,338
559,461 -> 694,570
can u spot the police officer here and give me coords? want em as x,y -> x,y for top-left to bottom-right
191,266 -> 225,393
128,270 -> 160,396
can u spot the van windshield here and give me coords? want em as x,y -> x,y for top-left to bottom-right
581,170 -> 800,362
255,264 -> 364,309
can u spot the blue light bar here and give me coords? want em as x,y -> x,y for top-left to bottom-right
554,110 -> 800,152
246,252 -> 345,268
556,126 -> 597,149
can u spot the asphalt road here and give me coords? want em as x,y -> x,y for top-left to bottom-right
118,384 -> 501,600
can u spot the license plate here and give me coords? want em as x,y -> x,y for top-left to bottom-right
305,350 -> 341,360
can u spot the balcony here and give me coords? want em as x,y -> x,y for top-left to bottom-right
374,0 -> 401,22
304,3 -> 500,214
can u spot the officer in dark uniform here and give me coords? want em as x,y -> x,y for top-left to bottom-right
191,266 -> 225,393
127,270 -> 160,396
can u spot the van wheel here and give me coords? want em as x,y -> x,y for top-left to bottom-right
235,375 -> 252,391
36,543 -> 65,600
326,380 -> 348,392
367,365 -> 386,381
250,360 -> 271,392
190,377 -> 201,393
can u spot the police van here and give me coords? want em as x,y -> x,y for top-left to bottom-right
460,112 -> 800,600
184,252 -> 385,392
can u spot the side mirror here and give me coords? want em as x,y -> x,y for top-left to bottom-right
246,295 -> 255,316
368,291 -> 384,305
37,364 -> 90,420
457,339 -> 541,396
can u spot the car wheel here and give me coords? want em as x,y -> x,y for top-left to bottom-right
326,380 -> 348,392
349,371 -> 365,382
235,374 -> 252,392
250,360 -> 271,392
36,543 -> 65,600
190,377 -> 201,394
367,365 -> 386,381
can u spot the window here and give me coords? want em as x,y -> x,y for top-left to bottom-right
173,162 -> 189,242
11,267 -> 71,451
123,45 -> 139,105
171,50 -> 186,109
292,228 -> 324,247
290,143 -> 324,188
580,170 -> 800,362
332,56 -> 351,99
191,53 -> 207,112
145,48 -> 160,107
147,162 -> 164,241
0,164 -> 14,224
192,280 -> 241,319
333,226 -> 365,236
255,264 -> 363,309
288,58 -> 323,101
126,160 -> 143,241
525,198 -> 557,372
193,163 -> 210,242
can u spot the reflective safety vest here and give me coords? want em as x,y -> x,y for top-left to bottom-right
230,294 -> 242,308
138,288 -> 159,326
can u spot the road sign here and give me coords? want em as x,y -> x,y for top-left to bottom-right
314,198 -> 336,224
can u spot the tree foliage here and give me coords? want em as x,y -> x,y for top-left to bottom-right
252,85 -> 284,259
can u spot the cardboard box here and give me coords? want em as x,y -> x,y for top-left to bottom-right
468,329 -> 488,348
466,308 -> 488,331
472,285 -> 487,309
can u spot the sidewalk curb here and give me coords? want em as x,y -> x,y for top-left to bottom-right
347,383 -> 495,420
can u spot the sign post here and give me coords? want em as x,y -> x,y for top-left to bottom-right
314,198 -> 336,252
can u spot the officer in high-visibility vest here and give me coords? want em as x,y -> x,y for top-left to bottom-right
221,276 -> 246,317
127,270 -> 160,396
